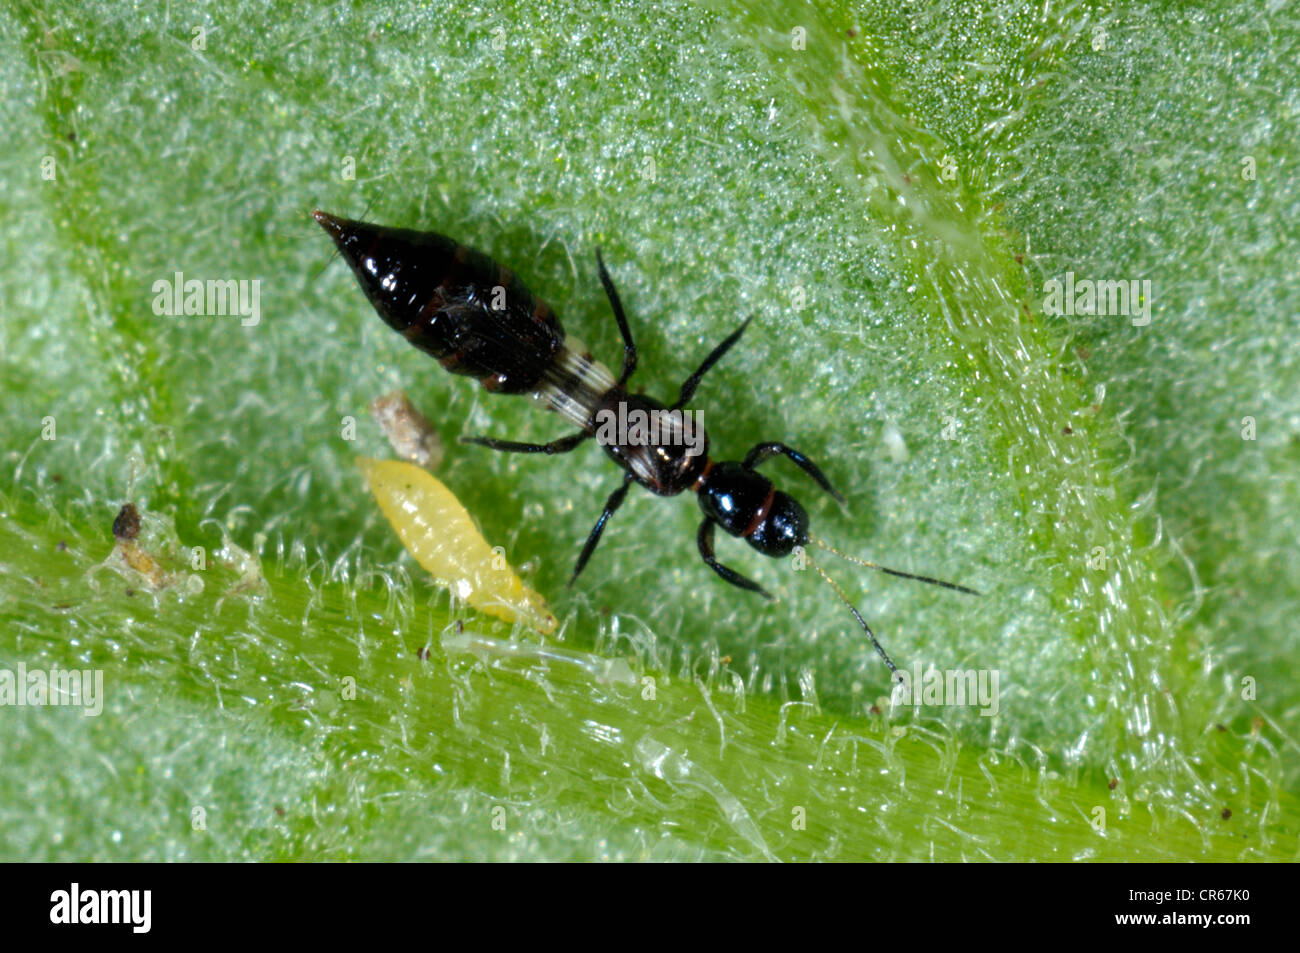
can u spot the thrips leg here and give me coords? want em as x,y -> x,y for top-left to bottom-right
697,519 -> 773,600
460,431 -> 591,454
742,441 -> 844,504
673,317 -> 752,410
596,249 -> 638,387
569,473 -> 634,585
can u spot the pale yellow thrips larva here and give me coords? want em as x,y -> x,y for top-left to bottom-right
358,457 -> 558,634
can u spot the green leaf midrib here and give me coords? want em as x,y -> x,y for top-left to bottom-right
5,501 -> 1294,861
723,7 -> 1216,799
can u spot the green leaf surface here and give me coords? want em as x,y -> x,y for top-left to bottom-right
2,0 -> 1296,861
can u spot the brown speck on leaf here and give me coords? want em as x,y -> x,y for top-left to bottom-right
369,391 -> 443,469
1076,346 -> 1091,361
124,588 -> 135,597
1221,808 -> 1232,820
57,540 -> 68,551
1108,778 -> 1119,790
846,28 -> 857,37
1063,425 -> 1073,435
417,646 -> 430,661
1215,723 -> 1227,732
274,805 -> 286,818
869,704 -> 882,716
52,473 -> 63,483
112,503 -> 141,541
